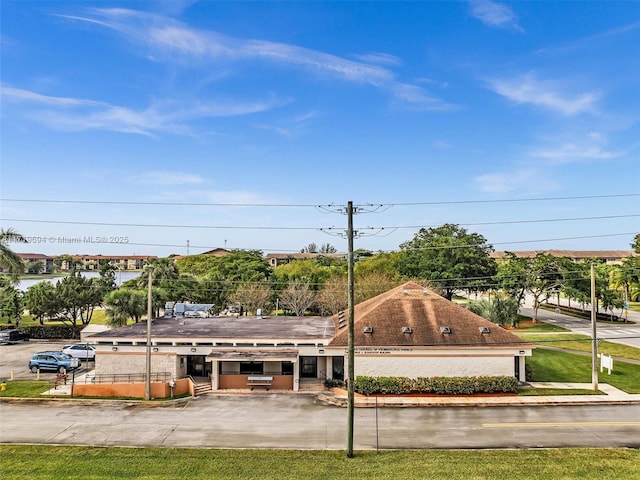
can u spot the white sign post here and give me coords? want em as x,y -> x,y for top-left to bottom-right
599,354 -> 613,375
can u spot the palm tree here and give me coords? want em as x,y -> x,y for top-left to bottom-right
0,229 -> 27,282
139,258 -> 179,289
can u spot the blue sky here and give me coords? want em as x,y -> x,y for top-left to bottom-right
1,1 -> 639,257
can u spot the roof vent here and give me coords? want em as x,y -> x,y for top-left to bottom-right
338,311 -> 346,329
402,326 -> 412,334
363,326 -> 373,334
440,326 -> 451,334
423,289 -> 428,296
479,326 -> 491,334
402,289 -> 408,295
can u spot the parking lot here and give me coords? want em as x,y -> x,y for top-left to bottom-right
0,340 -> 95,381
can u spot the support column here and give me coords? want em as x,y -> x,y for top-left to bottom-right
211,360 -> 219,390
293,360 -> 300,392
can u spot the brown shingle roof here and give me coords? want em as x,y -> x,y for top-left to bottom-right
329,281 -> 531,348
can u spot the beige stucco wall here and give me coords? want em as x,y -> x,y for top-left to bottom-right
353,354 -> 514,378
95,352 -> 181,378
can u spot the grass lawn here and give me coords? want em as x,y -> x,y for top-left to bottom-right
527,349 -> 640,393
1,445 -> 639,480
0,381 -> 50,397
508,319 -> 569,332
517,333 -> 640,361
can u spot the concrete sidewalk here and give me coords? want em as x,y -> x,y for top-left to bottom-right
35,377 -> 640,407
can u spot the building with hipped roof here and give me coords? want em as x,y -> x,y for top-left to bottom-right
87,282 -> 533,392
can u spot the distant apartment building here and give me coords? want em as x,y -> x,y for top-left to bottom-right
490,250 -> 636,265
58,255 -> 157,271
264,252 -> 347,268
18,253 -> 54,274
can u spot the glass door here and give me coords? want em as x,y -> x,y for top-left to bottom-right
299,356 -> 317,378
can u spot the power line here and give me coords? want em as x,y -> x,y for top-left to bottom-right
3,192 -> 638,207
2,213 -> 638,231
8,232 -> 638,255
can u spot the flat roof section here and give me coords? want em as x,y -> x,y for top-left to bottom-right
206,349 -> 299,361
89,315 -> 336,341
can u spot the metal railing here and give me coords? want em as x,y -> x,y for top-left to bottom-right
82,372 -> 172,384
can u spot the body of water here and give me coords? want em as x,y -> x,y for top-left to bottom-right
18,271 -> 141,292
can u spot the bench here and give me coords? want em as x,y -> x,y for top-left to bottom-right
247,376 -> 273,390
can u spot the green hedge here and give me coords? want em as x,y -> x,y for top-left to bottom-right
353,375 -> 519,395
22,325 -> 81,340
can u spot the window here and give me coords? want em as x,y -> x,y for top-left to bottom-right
282,362 -> 293,375
239,362 -> 263,374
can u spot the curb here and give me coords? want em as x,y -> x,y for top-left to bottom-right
314,392 -> 640,408
0,396 -> 193,407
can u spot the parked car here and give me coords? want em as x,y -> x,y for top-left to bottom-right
0,329 -> 29,344
62,343 -> 96,361
28,352 -> 78,373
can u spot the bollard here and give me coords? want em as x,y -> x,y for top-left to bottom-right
36,369 -> 40,380
10,370 -> 14,381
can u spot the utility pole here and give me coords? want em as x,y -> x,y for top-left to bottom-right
145,268 -> 153,401
591,263 -> 598,391
346,201 -> 355,458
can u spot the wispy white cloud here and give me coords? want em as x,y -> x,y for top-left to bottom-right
474,168 -> 557,194
352,52 -> 402,67
254,123 -> 292,137
536,21 -> 640,55
469,0 -> 522,32
530,132 -> 622,164
59,8 -> 454,111
1,86 -> 285,136
2,86 -> 104,107
135,171 -> 206,185
487,73 -> 599,115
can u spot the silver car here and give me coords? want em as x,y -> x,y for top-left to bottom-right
61,343 -> 96,361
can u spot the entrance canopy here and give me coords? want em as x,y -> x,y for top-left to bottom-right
206,349 -> 299,362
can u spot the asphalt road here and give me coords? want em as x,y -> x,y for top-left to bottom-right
519,305 -> 640,349
1,396 -> 639,449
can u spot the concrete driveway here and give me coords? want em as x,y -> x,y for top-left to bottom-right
0,340 -> 94,381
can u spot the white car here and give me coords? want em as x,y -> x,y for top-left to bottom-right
62,344 -> 96,361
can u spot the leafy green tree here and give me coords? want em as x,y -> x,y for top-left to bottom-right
468,296 -> 519,328
632,233 -> 640,254
610,257 -> 640,303
301,243 -> 318,253
24,281 -> 58,325
497,252 -> 564,322
24,260 -> 43,274
56,272 -> 103,327
559,258 -> 591,309
139,257 -> 180,288
356,271 -> 401,303
273,258 -> 339,291
319,243 -> 337,254
54,254 -> 76,271
0,229 -> 27,282
0,282 -> 23,325
354,251 -> 404,280
97,261 -> 117,292
397,224 -> 497,300
104,289 -> 147,326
